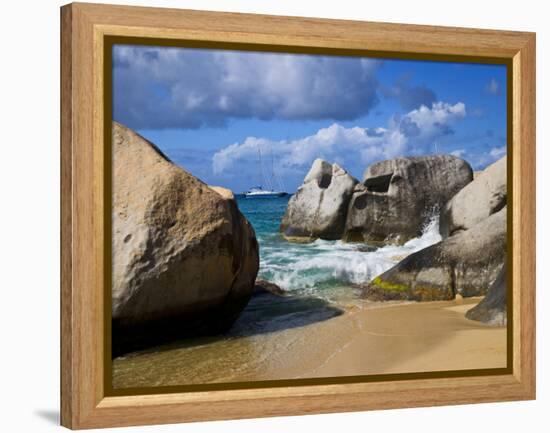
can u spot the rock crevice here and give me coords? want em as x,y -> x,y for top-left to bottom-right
280,159 -> 358,241
344,155 -> 473,245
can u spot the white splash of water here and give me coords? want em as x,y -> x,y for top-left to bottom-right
259,215 -> 442,292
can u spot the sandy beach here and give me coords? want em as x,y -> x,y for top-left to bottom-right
113,296 -> 506,389
307,297 -> 506,378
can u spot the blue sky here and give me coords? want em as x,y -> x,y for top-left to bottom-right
113,45 -> 507,193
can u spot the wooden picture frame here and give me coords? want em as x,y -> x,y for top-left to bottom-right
61,2 -> 536,429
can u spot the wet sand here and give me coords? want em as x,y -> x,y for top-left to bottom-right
113,296 -> 506,389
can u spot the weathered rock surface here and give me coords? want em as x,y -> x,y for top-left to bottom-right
466,264 -> 507,326
280,159 -> 358,241
112,122 -> 259,354
362,206 -> 506,301
440,156 -> 507,237
344,155 -> 473,245
209,185 -> 235,200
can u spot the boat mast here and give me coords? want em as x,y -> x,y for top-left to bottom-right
269,145 -> 277,191
271,146 -> 285,192
252,143 -> 286,194
257,145 -> 265,190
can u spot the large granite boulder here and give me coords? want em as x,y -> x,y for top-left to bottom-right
362,206 -> 506,301
440,156 -> 507,237
112,122 -> 259,354
466,264 -> 507,326
344,155 -> 473,245
280,159 -> 358,241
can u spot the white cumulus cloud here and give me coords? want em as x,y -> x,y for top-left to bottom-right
213,101 -> 467,182
450,148 -> 466,158
489,146 -> 507,158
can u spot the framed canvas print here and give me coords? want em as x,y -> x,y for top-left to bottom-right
60,2 -> 536,429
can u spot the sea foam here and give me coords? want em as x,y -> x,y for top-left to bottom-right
258,215 -> 442,292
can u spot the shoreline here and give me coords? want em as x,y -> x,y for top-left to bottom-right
112,296 -> 506,389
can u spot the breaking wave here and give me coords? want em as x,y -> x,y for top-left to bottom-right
258,215 -> 441,293
236,195 -> 442,300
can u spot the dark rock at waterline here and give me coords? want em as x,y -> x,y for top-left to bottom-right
362,206 -> 506,302
466,264 -> 507,326
357,245 -> 378,253
344,155 -> 473,245
254,279 -> 287,297
111,122 -> 259,356
440,156 -> 507,238
280,159 -> 358,241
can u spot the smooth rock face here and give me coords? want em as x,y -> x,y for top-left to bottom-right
440,156 -> 507,237
362,206 -> 506,301
209,185 -> 235,200
280,159 -> 358,241
344,155 -> 473,245
112,122 -> 259,354
466,264 -> 507,326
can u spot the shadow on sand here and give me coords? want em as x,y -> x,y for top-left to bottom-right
121,292 -> 343,357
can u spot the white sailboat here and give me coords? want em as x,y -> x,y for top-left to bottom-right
244,186 -> 286,198
245,145 -> 287,198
